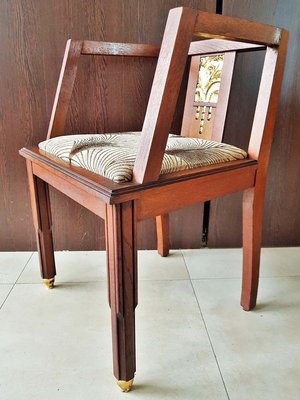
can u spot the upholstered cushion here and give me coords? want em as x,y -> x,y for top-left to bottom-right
38,132 -> 247,183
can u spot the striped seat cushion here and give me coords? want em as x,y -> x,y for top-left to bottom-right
38,132 -> 247,183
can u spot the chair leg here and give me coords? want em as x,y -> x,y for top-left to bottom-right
105,201 -> 137,392
26,160 -> 56,288
241,186 -> 264,311
156,214 -> 169,257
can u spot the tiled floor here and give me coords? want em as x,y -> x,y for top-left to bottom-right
0,248 -> 300,399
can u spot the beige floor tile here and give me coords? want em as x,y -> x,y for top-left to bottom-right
18,250 -> 188,284
18,251 -> 107,283
182,248 -> 242,279
0,285 -> 13,308
183,247 -> 300,279
135,281 -> 228,399
0,252 -> 33,284
0,280 -> 228,400
260,247 -> 300,276
192,277 -> 300,400
4,248 -> 299,399
138,250 -> 189,280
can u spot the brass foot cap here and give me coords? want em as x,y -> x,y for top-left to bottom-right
43,277 -> 55,289
117,378 -> 134,392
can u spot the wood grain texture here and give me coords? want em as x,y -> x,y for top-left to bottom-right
82,41 -> 160,57
188,39 -> 265,55
138,164 -> 257,220
241,30 -> 288,311
242,187 -> 263,310
212,51 -> 236,142
209,0 -> 300,247
20,147 -> 256,203
208,48 -> 265,247
105,201 -> 137,381
181,55 -> 202,136
1,0 -> 215,251
32,163 -> 106,219
156,214 -> 169,256
26,160 -> 56,279
194,10 -> 281,45
133,7 -> 198,183
47,40 -> 83,139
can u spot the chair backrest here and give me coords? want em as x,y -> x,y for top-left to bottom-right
133,8 -> 288,184
47,7 -> 288,185
181,37 -> 267,142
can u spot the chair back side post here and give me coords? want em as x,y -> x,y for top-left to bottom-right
47,40 -> 83,140
132,7 -> 197,184
248,30 -> 288,170
46,41 -> 160,141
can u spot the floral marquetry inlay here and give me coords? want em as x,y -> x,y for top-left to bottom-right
195,55 -> 224,103
194,55 -> 224,134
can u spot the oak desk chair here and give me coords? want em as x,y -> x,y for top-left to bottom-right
20,7 -> 288,392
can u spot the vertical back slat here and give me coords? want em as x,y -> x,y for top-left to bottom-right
180,55 -> 201,136
211,51 -> 236,142
181,51 -> 236,141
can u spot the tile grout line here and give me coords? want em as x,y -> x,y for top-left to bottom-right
190,275 -> 300,280
0,252 -> 35,311
16,278 -> 191,284
7,275 -> 300,285
181,250 -> 231,400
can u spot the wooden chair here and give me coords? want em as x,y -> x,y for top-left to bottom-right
20,7 -> 288,392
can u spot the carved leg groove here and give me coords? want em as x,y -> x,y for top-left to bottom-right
105,201 -> 137,390
241,187 -> 264,311
26,160 -> 56,287
156,214 -> 169,257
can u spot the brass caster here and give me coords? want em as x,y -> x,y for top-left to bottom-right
43,277 -> 55,289
117,378 -> 134,393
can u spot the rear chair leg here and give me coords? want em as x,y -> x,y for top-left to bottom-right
105,202 -> 137,392
26,160 -> 56,288
241,187 -> 264,311
156,214 -> 169,257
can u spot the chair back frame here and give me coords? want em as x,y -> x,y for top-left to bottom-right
134,8 -> 287,183
46,7 -> 288,187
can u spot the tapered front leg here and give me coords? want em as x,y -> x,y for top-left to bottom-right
26,160 -> 56,288
105,201 -> 137,392
241,187 -> 264,311
156,214 -> 169,257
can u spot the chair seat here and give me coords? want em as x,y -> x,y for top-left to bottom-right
38,132 -> 247,183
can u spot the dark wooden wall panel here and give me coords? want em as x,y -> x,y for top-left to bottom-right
0,0 -> 215,251
208,0 -> 300,247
